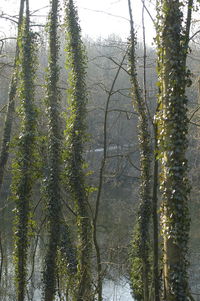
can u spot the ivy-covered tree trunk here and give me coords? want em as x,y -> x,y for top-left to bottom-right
57,221 -> 77,297
42,0 -> 62,300
128,1 -> 151,300
12,1 -> 37,300
156,1 -> 193,300
0,0 -> 25,194
152,123 -> 160,301
64,1 -> 92,300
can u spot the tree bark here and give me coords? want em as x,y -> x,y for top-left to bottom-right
152,124 -> 160,301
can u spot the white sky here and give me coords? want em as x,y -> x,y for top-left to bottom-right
0,0 -> 156,44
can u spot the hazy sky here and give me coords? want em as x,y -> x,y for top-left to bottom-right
0,0 -> 156,44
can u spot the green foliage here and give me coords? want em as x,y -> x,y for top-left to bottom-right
12,4 -> 38,300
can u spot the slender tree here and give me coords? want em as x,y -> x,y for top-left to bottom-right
64,0 -> 92,299
142,3 -> 160,299
0,0 -> 25,194
93,52 -> 127,301
152,123 -> 160,301
12,1 -> 37,300
128,0 -> 151,300
42,0 -> 62,300
156,0 -> 193,300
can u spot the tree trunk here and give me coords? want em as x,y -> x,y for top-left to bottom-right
152,124 -> 160,301
13,1 -> 37,300
128,1 -> 152,300
42,0 -> 62,300
156,1 -> 193,300
65,1 -> 93,299
0,0 -> 25,194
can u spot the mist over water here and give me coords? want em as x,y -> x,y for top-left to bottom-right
103,279 -> 134,301
32,279 -> 134,301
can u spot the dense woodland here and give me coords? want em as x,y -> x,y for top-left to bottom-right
1,0 -> 200,301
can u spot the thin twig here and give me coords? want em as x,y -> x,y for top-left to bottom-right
189,106 -> 200,121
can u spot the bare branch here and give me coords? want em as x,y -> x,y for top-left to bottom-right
189,30 -> 200,41
140,0 -> 155,25
82,7 -> 129,21
189,106 -> 200,121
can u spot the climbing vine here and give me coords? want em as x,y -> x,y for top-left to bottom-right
127,1 -> 152,300
129,225 -> 144,301
42,0 -> 62,300
155,0 -> 193,299
12,1 -> 37,300
57,222 -> 77,299
63,0 -> 93,299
